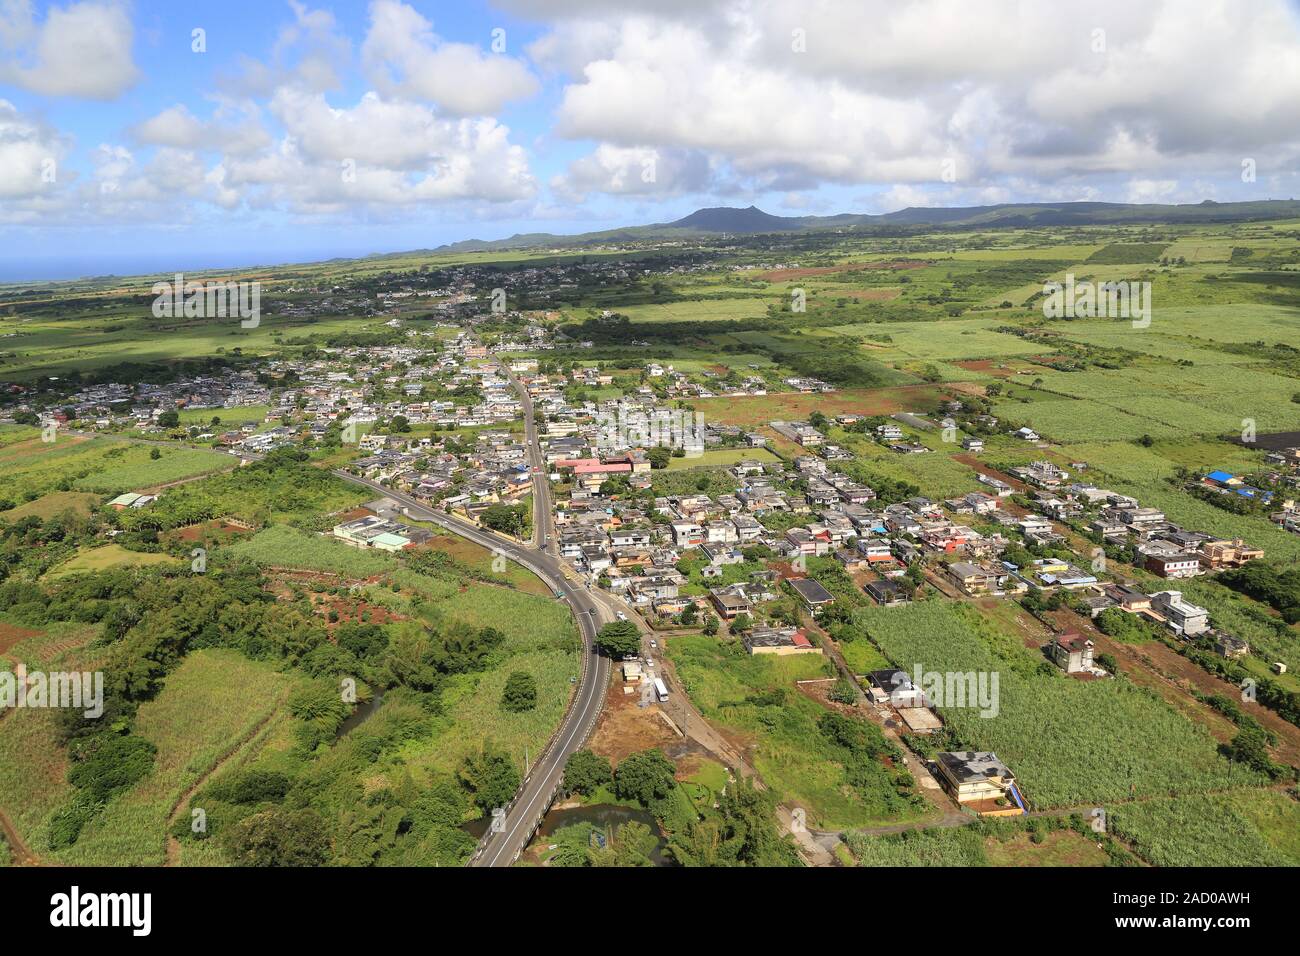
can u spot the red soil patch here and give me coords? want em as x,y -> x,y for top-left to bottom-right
170,520 -> 253,544
952,455 -> 1028,491
694,384 -> 946,428
756,260 -> 929,282
0,621 -> 42,656
310,594 -> 405,628
587,679 -> 677,763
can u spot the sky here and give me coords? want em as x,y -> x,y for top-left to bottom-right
2,0 -> 1300,280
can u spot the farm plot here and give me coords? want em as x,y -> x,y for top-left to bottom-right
1109,790 -> 1300,867
224,525 -> 395,577
393,582 -> 580,777
856,601 -> 1263,808
668,634 -> 935,830
73,446 -> 236,492
49,649 -> 301,866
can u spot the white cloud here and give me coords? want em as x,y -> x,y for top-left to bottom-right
552,145 -> 714,202
0,1 -> 138,99
361,0 -> 538,115
0,98 -> 65,200
131,105 -> 206,149
537,0 -> 1300,200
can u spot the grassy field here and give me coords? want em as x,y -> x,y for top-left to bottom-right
46,544 -> 182,579
692,385 -> 947,428
857,601 -> 1264,808
0,434 -> 234,501
663,446 -> 779,471
668,634 -> 935,830
0,623 -> 108,855
845,822 -> 1111,866
2,491 -> 100,520
50,649 -> 302,866
224,525 -> 395,576
1109,789 -> 1300,867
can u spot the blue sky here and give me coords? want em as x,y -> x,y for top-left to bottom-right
2,0 -> 1300,280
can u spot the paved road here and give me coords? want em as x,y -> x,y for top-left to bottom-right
76,400 -> 609,866
331,404 -> 609,866
498,363 -> 556,556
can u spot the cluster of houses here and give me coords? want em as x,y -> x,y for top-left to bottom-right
44,370 -> 271,431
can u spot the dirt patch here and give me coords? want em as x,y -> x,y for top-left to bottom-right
0,621 -> 42,657
587,679 -> 678,763
756,260 -> 928,282
309,593 -> 405,628
695,384 -> 947,429
169,519 -> 253,545
0,808 -> 41,866
952,454 -> 1029,491
795,678 -> 860,717
835,288 -> 902,302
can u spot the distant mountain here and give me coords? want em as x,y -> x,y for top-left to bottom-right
430,198 -> 1300,253
665,204 -> 796,233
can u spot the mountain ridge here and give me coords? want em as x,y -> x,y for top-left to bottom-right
427,198 -> 1300,255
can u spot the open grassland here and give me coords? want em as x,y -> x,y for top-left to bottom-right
46,544 -> 182,579
177,404 -> 273,427
2,491 -> 100,520
0,434 -> 233,502
616,297 -> 771,323
0,311 -> 376,379
692,385 -> 947,428
857,601 -> 1264,808
664,446 -> 779,471
411,533 -> 550,595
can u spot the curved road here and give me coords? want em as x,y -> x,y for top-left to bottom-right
331,365 -> 610,867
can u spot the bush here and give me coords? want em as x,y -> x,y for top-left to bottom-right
500,671 -> 538,712
228,808 -> 330,866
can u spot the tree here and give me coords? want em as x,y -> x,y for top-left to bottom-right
678,602 -> 698,626
1223,726 -> 1283,779
646,446 -> 672,469
481,504 -> 525,536
563,749 -> 612,796
228,808 -> 330,866
594,619 -> 640,657
458,746 -> 521,814
730,613 -> 752,634
614,749 -> 677,805
149,448 -> 162,460
500,671 -> 538,712
157,410 -> 180,428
